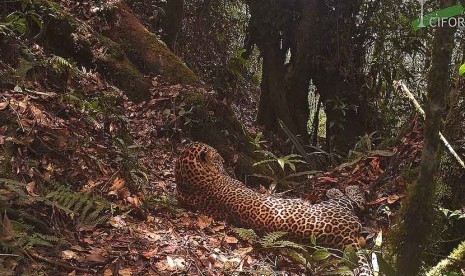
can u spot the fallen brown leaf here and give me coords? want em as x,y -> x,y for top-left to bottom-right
366,197 -> 387,205
85,248 -> 106,263
0,213 -> 14,241
61,250 -> 79,260
118,268 -> 132,276
197,215 -> 213,230
387,194 -> 404,204
0,102 -> 8,110
142,248 -> 158,259
224,235 -> 238,244
108,177 -> 125,195
26,181 -> 39,197
236,246 -> 253,256
109,216 -> 127,228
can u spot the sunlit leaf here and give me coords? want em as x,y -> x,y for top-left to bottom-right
375,230 -> 383,247
459,63 -> 465,76
312,249 -> 330,261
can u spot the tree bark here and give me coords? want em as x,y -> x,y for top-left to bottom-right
105,2 -> 197,85
37,0 -> 196,101
161,0 -> 184,51
442,67 -> 465,209
396,0 -> 456,273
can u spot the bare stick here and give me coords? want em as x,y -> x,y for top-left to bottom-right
394,80 -> 465,170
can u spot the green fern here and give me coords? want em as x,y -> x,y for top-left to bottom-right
0,214 -> 59,253
47,55 -> 79,75
259,231 -> 307,251
259,231 -> 287,246
145,195 -> 179,215
232,227 -> 259,243
286,248 -> 309,266
45,182 -> 110,226
229,227 -> 357,273
24,233 -> 59,247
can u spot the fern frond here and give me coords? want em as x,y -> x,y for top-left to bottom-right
232,227 -> 258,243
45,182 -> 109,226
47,55 -> 78,74
259,231 -> 289,248
24,233 -> 59,247
286,249 -> 308,266
278,240 -> 307,251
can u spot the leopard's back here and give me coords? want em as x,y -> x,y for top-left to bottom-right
175,142 -> 363,248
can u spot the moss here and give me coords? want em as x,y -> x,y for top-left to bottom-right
36,0 -> 93,66
399,168 -> 419,183
97,36 -> 151,101
32,0 -> 152,101
184,91 -> 206,109
104,2 -> 198,84
427,241 -> 465,276
0,115 -> 17,178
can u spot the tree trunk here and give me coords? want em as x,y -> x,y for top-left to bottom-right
161,0 -> 184,51
285,0 -> 318,140
37,0 -> 196,101
310,0 -> 373,153
441,65 -> 465,210
257,42 -> 298,134
105,2 -> 197,85
396,0 -> 456,273
247,0 -> 375,152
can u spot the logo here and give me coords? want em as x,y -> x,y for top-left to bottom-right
412,3 -> 464,29
418,0 -> 426,28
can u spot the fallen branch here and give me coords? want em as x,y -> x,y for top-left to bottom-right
394,80 -> 465,170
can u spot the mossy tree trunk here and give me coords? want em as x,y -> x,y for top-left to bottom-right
37,0 -> 196,102
441,67 -> 465,210
395,0 -> 457,274
104,2 -> 197,85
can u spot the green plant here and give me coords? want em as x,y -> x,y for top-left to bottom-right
439,207 -> 465,221
252,150 -> 316,190
48,55 -> 79,75
254,151 -> 305,172
164,106 -> 196,126
0,1 -> 43,37
45,182 -> 110,226
347,132 -> 394,161
249,132 -> 266,150
459,63 -> 465,76
112,137 -> 148,192
145,195 -> 179,215
232,228 -> 360,274
0,213 -> 59,252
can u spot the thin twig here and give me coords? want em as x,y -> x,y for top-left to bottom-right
394,80 -> 465,170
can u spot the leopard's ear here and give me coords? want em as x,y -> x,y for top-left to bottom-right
199,149 -> 208,163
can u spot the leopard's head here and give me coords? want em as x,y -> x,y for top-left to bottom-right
175,142 -> 226,185
344,185 -> 366,210
326,185 -> 366,211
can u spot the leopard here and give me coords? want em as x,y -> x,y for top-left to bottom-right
175,142 -> 373,275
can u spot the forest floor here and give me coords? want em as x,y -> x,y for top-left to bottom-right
0,70 -> 423,275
